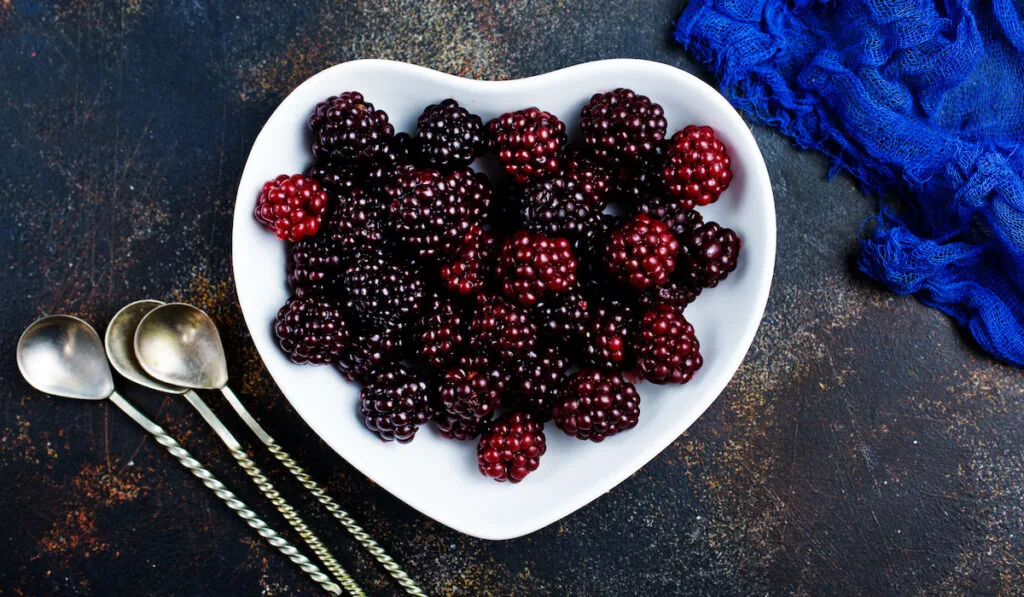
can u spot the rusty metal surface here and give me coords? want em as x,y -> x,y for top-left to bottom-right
1,1 -> 1022,595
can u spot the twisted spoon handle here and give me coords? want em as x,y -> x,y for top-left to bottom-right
181,391 -> 364,596
108,392 -> 342,595
219,386 -> 428,597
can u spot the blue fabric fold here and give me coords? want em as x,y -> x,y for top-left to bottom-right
676,0 -> 1024,366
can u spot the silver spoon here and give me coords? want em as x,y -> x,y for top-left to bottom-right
134,303 -> 427,597
16,315 -> 341,595
106,300 -> 363,597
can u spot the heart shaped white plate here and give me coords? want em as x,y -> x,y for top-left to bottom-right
233,59 -> 775,540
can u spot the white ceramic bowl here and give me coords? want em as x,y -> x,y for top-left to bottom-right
233,59 -> 775,540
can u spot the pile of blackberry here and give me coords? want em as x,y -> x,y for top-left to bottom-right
254,89 -> 742,484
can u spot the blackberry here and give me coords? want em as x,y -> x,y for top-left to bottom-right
306,162 -> 359,196
517,175 -> 596,239
494,230 -> 578,306
273,296 -> 348,365
488,107 -> 566,184
534,289 -> 590,341
636,304 -> 702,384
561,145 -> 613,210
581,299 -> 637,369
325,187 -> 387,263
505,344 -> 569,420
467,294 -> 537,362
477,412 -> 546,483
663,125 -> 732,207
383,166 -> 493,259
433,411 -> 485,441
634,194 -> 692,231
439,225 -> 496,297
336,325 -> 405,384
341,252 -> 425,325
254,174 -> 329,242
413,99 -> 488,170
439,356 -> 505,421
359,365 -> 431,443
309,91 -> 395,168
287,235 -> 343,298
675,210 -> 742,288
604,214 -> 680,290
419,294 -> 465,369
554,369 -> 640,442
580,88 -> 667,167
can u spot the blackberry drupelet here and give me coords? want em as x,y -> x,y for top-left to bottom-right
553,368 -> 641,442
494,230 -> 578,307
254,174 -> 329,242
580,88 -> 667,167
413,99 -> 488,170
359,365 -> 431,443
675,210 -> 742,288
477,412 -> 546,483
636,304 -> 702,384
603,213 -> 680,290
488,107 -> 566,184
662,125 -> 732,207
273,295 -> 348,365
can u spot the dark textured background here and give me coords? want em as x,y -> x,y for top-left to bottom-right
2,1 -> 1023,595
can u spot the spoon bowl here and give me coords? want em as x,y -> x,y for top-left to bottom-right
105,300 -> 187,394
135,303 -> 229,390
17,315 -> 114,400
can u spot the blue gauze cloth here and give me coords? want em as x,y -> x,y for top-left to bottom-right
675,0 -> 1024,366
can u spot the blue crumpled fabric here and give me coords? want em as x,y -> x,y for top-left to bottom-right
675,0 -> 1024,366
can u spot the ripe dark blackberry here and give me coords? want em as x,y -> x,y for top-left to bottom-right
439,356 -> 505,421
517,175 -> 596,239
341,252 -> 425,324
634,194 -> 692,231
505,344 -> 569,420
384,166 -> 493,259
306,162 -> 359,196
439,225 -> 496,297
273,296 -> 348,365
534,289 -> 590,341
580,88 -> 667,167
254,174 -> 329,242
336,325 -> 405,384
663,125 -> 733,207
639,279 -> 701,309
604,213 -> 680,290
414,99 -> 488,170
309,91 -> 395,168
613,146 -> 665,205
325,187 -> 387,263
488,107 -> 566,184
494,230 -> 578,307
433,410 -> 485,441
554,369 -> 640,442
359,365 -> 431,443
561,145 -> 613,210
419,294 -> 465,369
581,299 -> 637,369
636,304 -> 702,384
675,210 -> 742,288
287,235 -> 343,298
477,412 -> 546,483
467,294 -> 537,362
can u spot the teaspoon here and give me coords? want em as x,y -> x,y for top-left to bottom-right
16,315 -> 341,595
134,303 -> 426,597
106,300 -> 363,597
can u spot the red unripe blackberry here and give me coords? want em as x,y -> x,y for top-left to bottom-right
663,125 -> 733,207
604,214 -> 680,290
494,230 -> 578,306
581,299 -> 637,369
273,295 -> 348,365
477,412 -> 546,483
553,368 -> 640,442
419,294 -> 465,370
359,365 -> 431,443
580,88 -> 667,167
439,225 -> 496,297
325,187 -> 387,263
675,210 -> 742,288
439,356 -> 505,421
309,91 -> 395,168
517,175 -> 597,239
505,344 -> 569,420
488,107 -> 566,184
383,166 -> 493,259
254,174 -> 328,242
636,304 -> 702,384
287,235 -> 343,298
467,294 -> 537,362
413,99 -> 488,170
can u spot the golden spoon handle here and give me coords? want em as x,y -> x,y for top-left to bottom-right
219,386 -> 428,597
107,392 -> 342,595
